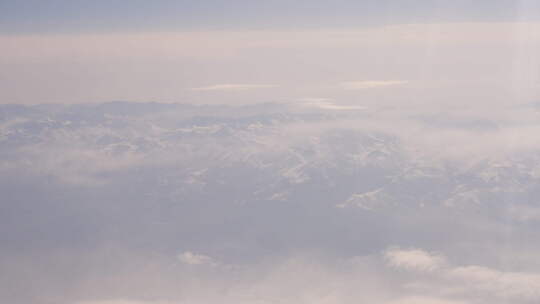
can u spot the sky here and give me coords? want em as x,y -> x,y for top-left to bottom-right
3,2 -> 540,304
0,0 -> 534,34
1,0 -> 540,105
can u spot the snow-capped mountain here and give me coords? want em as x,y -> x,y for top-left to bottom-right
2,101 -> 540,304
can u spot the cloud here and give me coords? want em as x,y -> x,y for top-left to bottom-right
295,97 -> 334,103
77,301 -> 171,304
385,247 -> 540,302
2,22 -> 540,104
177,251 -> 217,266
10,245 -> 540,304
297,98 -> 367,110
340,80 -> 408,90
385,248 -> 446,272
446,265 -> 540,300
191,84 -> 277,91
385,296 -> 467,304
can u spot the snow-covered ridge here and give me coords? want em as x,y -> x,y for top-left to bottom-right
2,101 -> 540,218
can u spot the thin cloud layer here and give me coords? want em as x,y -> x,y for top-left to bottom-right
178,251 -> 217,266
61,247 -> 540,304
298,99 -> 367,110
385,297 -> 467,304
2,22 -> 540,104
385,248 -> 540,302
340,80 -> 408,90
385,248 -> 446,272
191,84 -> 277,91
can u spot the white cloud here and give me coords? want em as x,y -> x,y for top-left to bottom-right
191,84 -> 277,91
30,249 -> 540,304
385,296 -> 467,304
296,97 -> 334,103
177,251 -> 217,266
385,247 -> 540,302
385,248 -> 446,272
340,80 -> 408,90
300,100 -> 367,110
447,265 -> 540,300
77,301 -> 171,304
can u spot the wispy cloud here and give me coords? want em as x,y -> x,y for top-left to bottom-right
386,297 -> 467,304
295,98 -> 367,110
78,301 -> 172,304
191,84 -> 277,91
385,247 -> 540,302
177,251 -> 218,266
385,248 -> 446,272
295,97 -> 335,103
340,80 -> 408,90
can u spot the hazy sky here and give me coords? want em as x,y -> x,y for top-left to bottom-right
0,0 -> 536,34
1,0 -> 540,105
